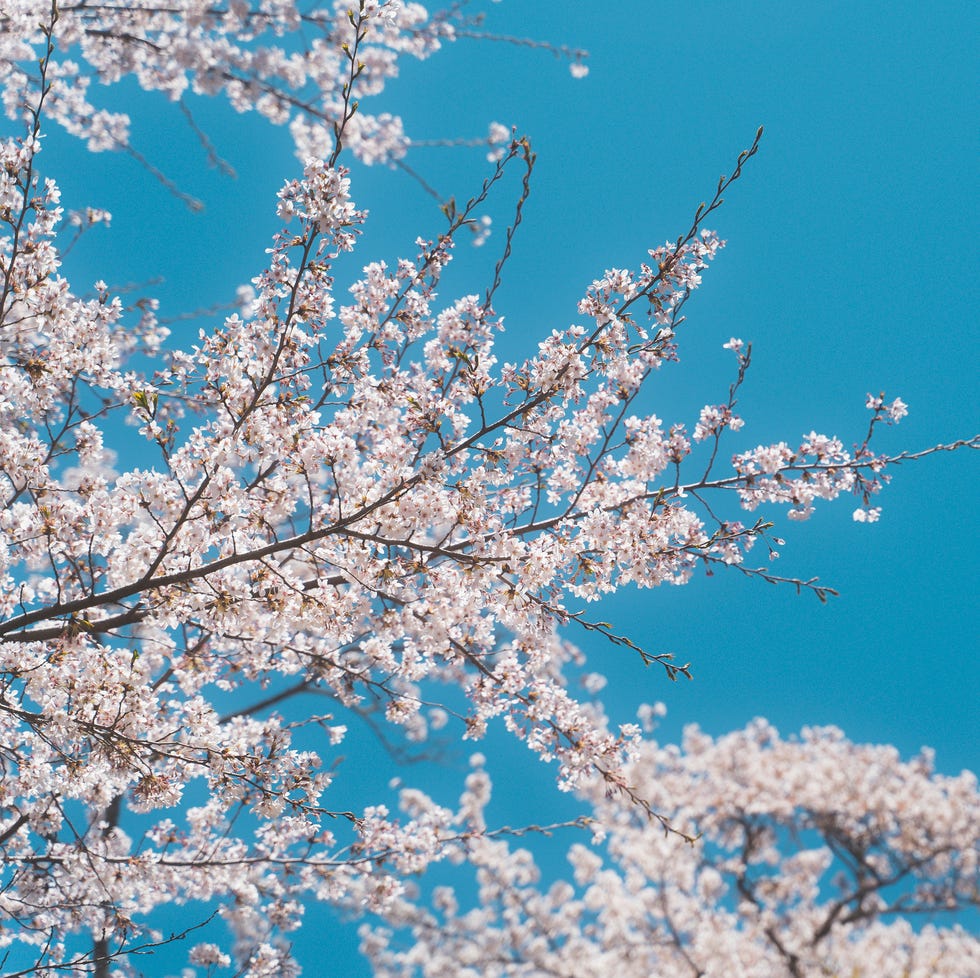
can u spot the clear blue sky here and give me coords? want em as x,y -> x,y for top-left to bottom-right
41,1 -> 977,972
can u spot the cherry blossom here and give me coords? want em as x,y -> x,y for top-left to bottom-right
1,0 -> 459,167
362,719 -> 980,978
0,2 -> 976,976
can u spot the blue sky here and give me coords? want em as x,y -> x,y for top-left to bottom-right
39,0 -> 977,972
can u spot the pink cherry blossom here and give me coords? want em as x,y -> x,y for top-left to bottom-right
0,4 -> 975,976
362,720 -> 980,978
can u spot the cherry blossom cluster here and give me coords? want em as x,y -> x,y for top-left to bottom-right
1,0 -> 460,165
362,719 -> 980,978
0,2 -> 977,976
732,390 -> 913,522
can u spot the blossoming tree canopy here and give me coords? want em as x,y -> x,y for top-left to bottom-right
1,0 -> 457,164
0,1 -> 977,976
362,721 -> 980,978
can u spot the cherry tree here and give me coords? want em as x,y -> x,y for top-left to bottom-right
0,2 -> 976,976
361,718 -> 980,978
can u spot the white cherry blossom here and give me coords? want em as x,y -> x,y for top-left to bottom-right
0,3 -> 975,976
